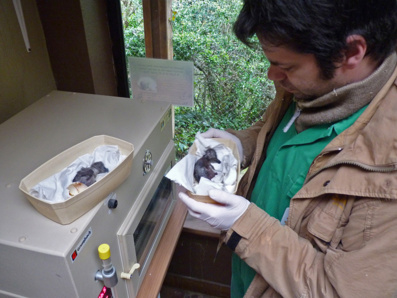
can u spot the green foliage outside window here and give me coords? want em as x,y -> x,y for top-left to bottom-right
122,0 -> 275,159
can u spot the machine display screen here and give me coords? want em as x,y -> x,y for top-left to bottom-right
98,286 -> 112,298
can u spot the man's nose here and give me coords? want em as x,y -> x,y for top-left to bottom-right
267,65 -> 286,81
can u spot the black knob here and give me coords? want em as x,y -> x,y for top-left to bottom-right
108,198 -> 118,209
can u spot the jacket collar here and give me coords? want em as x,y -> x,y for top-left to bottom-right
295,53 -> 397,132
295,56 -> 397,200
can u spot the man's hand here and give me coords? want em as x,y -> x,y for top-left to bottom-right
201,128 -> 243,160
179,189 -> 250,230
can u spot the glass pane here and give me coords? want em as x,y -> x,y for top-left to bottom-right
120,0 -> 145,97
133,175 -> 173,267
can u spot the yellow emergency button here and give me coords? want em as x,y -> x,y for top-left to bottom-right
98,243 -> 111,260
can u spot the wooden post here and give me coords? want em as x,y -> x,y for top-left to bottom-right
142,0 -> 173,59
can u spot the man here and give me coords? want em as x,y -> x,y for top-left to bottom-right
179,0 -> 397,297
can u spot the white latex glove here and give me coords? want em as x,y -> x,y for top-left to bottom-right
201,128 -> 243,160
179,189 -> 250,230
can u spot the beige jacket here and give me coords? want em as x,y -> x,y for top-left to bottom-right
225,62 -> 397,297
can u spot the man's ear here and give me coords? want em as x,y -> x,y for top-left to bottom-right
342,35 -> 367,69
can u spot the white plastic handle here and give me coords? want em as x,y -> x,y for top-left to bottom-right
120,263 -> 140,280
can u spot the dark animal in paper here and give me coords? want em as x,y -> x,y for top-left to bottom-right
73,161 -> 109,186
193,148 -> 221,183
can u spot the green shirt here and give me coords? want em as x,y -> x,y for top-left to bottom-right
231,102 -> 367,297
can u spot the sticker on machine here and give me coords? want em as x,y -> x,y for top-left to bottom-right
71,227 -> 92,263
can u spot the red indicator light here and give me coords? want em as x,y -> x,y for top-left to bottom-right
98,286 -> 112,298
71,250 -> 77,261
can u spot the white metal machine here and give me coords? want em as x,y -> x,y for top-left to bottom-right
0,91 -> 176,297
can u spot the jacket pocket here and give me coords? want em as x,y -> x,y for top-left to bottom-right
338,199 -> 379,251
306,195 -> 349,246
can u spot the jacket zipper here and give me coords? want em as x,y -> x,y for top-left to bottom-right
305,151 -> 397,183
323,160 -> 397,173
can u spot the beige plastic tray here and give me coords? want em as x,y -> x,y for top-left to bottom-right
19,135 -> 134,224
188,138 -> 240,204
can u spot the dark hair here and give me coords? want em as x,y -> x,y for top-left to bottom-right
234,0 -> 397,79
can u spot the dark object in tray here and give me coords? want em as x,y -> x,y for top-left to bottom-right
73,161 -> 109,186
193,148 -> 221,182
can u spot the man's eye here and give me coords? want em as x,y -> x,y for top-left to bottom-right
281,66 -> 293,71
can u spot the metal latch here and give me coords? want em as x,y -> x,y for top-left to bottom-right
143,150 -> 153,175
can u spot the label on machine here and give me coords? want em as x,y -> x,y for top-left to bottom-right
70,227 -> 93,262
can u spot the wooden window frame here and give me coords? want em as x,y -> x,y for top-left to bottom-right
142,0 -> 173,59
107,0 -> 173,96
